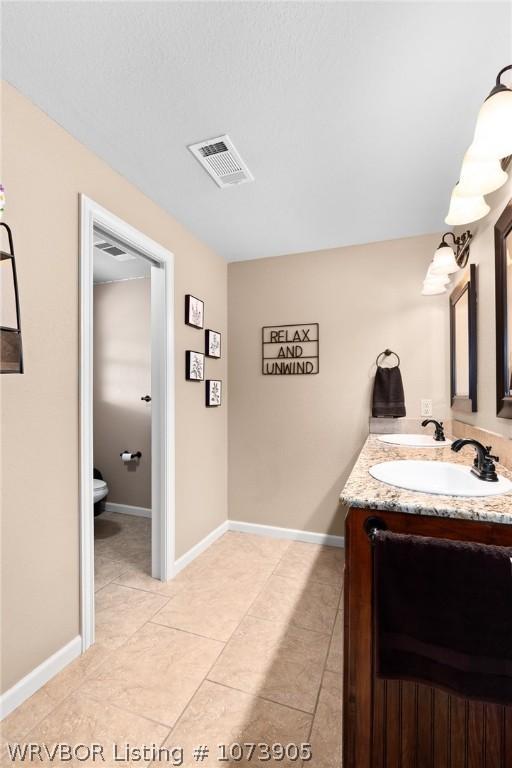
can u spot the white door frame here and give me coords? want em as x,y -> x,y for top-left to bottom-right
79,195 -> 175,652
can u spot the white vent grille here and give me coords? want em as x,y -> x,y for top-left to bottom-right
93,240 -> 136,262
188,135 -> 254,188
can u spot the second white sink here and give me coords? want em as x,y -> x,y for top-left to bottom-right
378,434 -> 452,448
369,460 -> 512,497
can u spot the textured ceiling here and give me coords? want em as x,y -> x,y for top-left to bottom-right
2,2 -> 511,261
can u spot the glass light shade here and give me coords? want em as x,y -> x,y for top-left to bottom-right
471,87 -> 512,160
429,244 -> 459,275
425,264 -> 450,285
445,185 -> 490,226
457,150 -> 508,196
422,283 -> 447,296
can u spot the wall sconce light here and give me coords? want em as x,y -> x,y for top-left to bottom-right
457,149 -> 508,197
0,222 -> 23,374
422,282 -> 447,296
422,264 -> 451,296
471,64 -> 512,160
445,184 -> 490,226
430,231 -> 473,275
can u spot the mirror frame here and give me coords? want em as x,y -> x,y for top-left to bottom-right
495,198 -> 512,418
450,263 -> 477,413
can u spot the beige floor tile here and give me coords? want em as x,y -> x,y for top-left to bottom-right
1,687 -> 57,742
153,572 -> 268,642
325,611 -> 343,674
248,575 -> 340,634
1,646 -> 112,743
94,512 -> 150,566
44,643 -> 112,704
24,693 -> 169,767
309,671 -> 343,768
95,583 -> 168,650
114,567 -> 184,598
95,556 -> 128,592
208,532 -> 290,563
82,623 -> 224,727
274,542 -> 344,586
174,537 -> 278,589
157,680 -> 311,767
208,615 -> 330,713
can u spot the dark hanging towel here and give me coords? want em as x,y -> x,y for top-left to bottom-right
372,351 -> 406,417
374,530 -> 512,705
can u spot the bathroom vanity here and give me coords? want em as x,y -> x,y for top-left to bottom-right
340,435 -> 512,768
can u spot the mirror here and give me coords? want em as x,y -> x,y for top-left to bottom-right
0,223 -> 23,374
450,264 -> 477,412
495,199 -> 512,417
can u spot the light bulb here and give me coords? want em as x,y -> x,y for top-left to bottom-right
445,185 -> 490,226
471,85 -> 512,160
429,243 -> 459,275
457,149 -> 508,196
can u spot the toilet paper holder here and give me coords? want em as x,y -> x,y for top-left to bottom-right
120,450 -> 142,461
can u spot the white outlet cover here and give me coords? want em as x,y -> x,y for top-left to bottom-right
421,399 -> 433,417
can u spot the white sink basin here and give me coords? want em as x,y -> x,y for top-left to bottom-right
369,460 -> 512,497
378,434 -> 452,448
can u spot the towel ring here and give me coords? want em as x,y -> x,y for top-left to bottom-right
376,349 -> 400,367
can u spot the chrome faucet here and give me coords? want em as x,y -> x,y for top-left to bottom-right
451,438 -> 500,482
421,419 -> 446,442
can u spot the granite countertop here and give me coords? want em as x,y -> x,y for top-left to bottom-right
340,434 -> 512,525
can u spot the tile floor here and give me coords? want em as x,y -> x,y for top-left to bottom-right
2,513 -> 344,767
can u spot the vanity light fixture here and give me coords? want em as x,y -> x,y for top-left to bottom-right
457,150 -> 508,197
471,64 -> 512,160
430,231 -> 473,275
425,264 -> 450,284
421,283 -> 447,296
445,184 -> 490,226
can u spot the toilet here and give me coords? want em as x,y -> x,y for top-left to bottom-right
93,468 -> 109,516
93,478 -> 108,504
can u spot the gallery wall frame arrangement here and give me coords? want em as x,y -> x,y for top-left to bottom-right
186,350 -> 204,381
185,294 -> 204,329
206,379 -> 222,407
205,329 -> 221,358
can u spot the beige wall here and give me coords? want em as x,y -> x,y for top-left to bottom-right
1,82 -> 228,693
228,235 -> 450,536
93,278 -> 151,509
452,174 -> 512,437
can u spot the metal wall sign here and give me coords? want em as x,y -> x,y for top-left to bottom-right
262,323 -> 319,375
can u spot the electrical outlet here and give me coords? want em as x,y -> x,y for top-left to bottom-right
421,399 -> 433,417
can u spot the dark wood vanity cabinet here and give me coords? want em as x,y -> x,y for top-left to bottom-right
343,506 -> 512,768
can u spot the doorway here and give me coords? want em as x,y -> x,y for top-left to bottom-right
80,195 -> 175,652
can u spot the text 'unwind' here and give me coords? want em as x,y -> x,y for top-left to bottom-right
262,323 -> 319,375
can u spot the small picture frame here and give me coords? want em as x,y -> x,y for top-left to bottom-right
185,294 -> 204,329
186,350 -> 204,381
206,379 -> 222,407
205,329 -> 222,358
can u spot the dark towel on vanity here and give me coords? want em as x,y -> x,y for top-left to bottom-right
372,365 -> 406,417
374,531 -> 512,705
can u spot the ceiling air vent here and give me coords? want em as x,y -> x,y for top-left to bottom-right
188,135 -> 254,188
94,241 -> 136,262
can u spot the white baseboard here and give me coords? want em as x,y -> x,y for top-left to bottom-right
0,635 -> 81,721
173,520 -> 229,576
105,502 -> 151,518
228,520 -> 344,548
